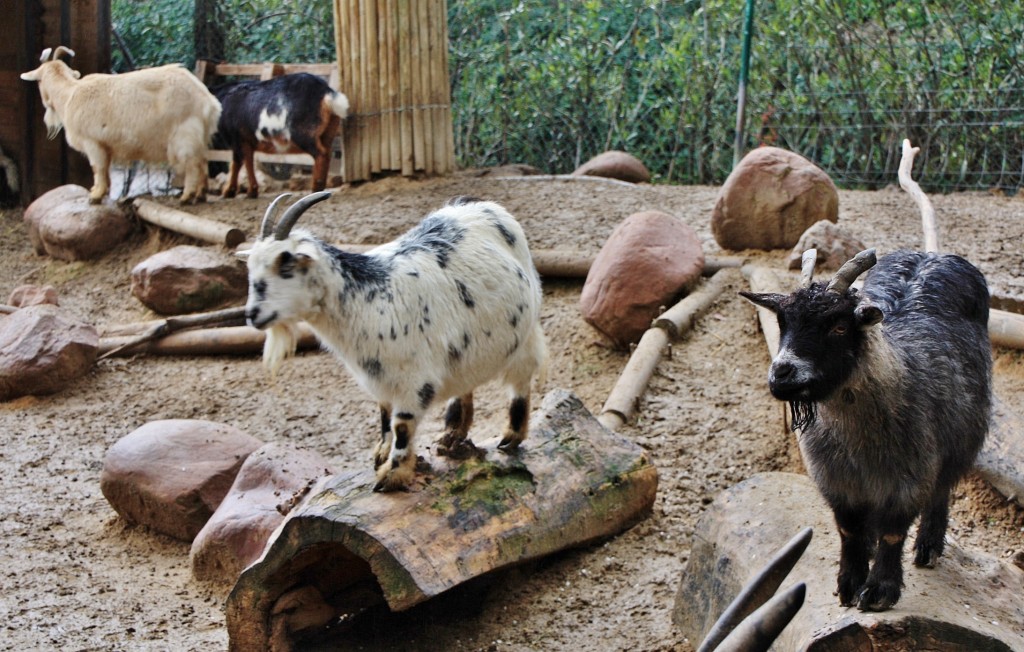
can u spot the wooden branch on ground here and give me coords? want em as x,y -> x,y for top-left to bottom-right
133,198 -> 247,248
97,307 -> 248,359
99,323 -> 319,358
898,139 -> 939,253
598,269 -> 734,430
225,389 -> 657,651
291,244 -> 743,280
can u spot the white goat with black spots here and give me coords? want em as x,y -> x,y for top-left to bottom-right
240,192 -> 548,491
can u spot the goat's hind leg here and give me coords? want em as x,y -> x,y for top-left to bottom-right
438,393 -> 478,458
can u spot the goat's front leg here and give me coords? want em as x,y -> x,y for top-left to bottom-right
858,509 -> 916,611
438,393 -> 476,457
371,402 -> 392,469
373,407 -> 419,492
833,505 -> 871,607
82,143 -> 111,203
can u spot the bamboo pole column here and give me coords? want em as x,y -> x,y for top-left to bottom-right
333,0 -> 455,182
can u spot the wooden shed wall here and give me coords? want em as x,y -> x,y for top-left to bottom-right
1,0 -> 110,205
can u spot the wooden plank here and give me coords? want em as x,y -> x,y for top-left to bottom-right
412,0 -> 428,172
397,0 -> 414,176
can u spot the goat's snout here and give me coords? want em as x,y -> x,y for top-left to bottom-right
768,356 -> 813,400
246,306 -> 275,330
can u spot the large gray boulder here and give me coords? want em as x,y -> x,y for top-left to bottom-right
580,210 -> 704,348
190,442 -> 334,584
0,305 -> 98,401
100,420 -> 264,541
131,244 -> 248,315
712,147 -> 838,251
674,472 -> 1024,651
24,184 -> 133,260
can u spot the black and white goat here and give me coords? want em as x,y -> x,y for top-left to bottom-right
240,192 -> 548,491
741,248 -> 991,611
212,73 -> 349,198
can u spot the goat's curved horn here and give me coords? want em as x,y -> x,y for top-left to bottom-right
274,191 -> 332,240
826,248 -> 877,294
260,193 -> 294,240
800,249 -> 817,288
40,48 -> 53,62
53,46 -> 76,60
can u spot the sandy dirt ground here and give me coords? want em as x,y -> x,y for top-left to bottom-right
1,170 -> 1023,651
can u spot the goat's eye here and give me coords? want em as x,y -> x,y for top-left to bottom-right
277,251 -> 296,277
830,323 -> 848,336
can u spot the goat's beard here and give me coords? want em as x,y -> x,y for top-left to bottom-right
263,321 -> 299,376
788,400 -> 817,431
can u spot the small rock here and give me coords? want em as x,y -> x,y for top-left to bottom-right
0,304 -> 97,401
131,244 -> 248,315
712,147 -> 838,251
7,285 -> 59,308
190,442 -> 334,584
100,420 -> 263,541
786,220 -> 866,271
23,184 -> 134,260
580,210 -> 704,348
572,151 -> 650,184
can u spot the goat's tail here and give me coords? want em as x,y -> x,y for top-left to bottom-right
328,91 -> 350,120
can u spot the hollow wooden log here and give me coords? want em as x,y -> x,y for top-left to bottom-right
99,324 -> 319,357
225,389 -> 658,651
989,308 -> 1024,349
133,198 -> 247,248
599,269 -> 734,430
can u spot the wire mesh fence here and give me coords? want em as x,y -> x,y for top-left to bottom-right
111,0 -> 1024,192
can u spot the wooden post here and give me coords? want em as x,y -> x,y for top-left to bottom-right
332,0 -> 454,181
225,389 -> 657,650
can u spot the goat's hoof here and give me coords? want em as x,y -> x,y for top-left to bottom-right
373,460 -> 415,493
913,542 -> 941,568
856,581 -> 900,612
497,436 -> 524,452
437,438 -> 481,460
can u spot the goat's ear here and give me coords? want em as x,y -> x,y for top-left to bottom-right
20,69 -> 42,82
855,302 -> 883,327
739,291 -> 783,313
235,249 -> 250,260
71,70 -> 81,80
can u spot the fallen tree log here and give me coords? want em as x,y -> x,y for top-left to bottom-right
235,242 -> 743,280
225,389 -> 658,651
133,198 -> 246,249
99,323 -> 319,357
98,307 -> 248,358
674,472 -> 1024,650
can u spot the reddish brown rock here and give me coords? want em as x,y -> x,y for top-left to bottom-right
572,150 -> 651,184
7,285 -> 59,308
24,185 -> 89,255
580,210 -> 704,348
131,245 -> 248,315
190,442 -> 334,584
24,184 -> 133,260
0,304 -> 97,401
712,147 -> 838,251
100,420 -> 263,541
786,220 -> 867,271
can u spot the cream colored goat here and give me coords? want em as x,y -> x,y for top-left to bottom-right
21,47 -> 221,204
